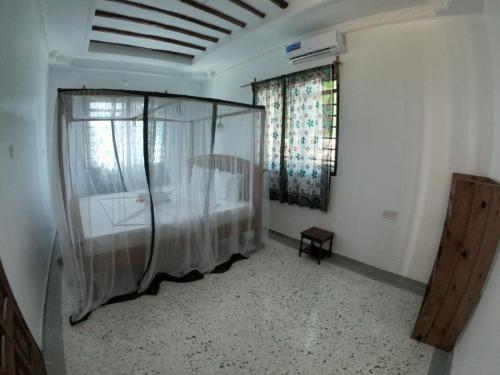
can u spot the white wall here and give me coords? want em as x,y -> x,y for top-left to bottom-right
0,0 -> 52,345
451,0 -> 500,373
45,66 -> 206,226
206,14 -> 494,283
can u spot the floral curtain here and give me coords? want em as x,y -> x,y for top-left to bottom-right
254,65 -> 337,211
253,78 -> 286,201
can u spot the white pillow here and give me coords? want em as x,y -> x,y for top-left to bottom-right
215,170 -> 243,202
191,166 -> 243,201
190,165 -> 208,191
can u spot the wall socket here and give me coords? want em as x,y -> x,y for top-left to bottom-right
381,210 -> 398,221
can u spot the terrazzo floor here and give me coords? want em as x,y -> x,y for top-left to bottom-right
62,239 -> 434,375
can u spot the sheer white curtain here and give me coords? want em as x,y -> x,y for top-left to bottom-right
56,91 -> 268,323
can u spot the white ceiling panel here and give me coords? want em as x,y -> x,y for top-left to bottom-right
97,1 -> 230,38
108,0 -> 242,31
195,0 -> 265,24
205,0 -> 283,19
42,0 -> 477,77
88,40 -> 194,64
91,17 -> 214,49
88,31 -> 204,56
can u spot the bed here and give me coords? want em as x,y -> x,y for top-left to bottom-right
70,154 -> 264,281
58,90 -> 266,323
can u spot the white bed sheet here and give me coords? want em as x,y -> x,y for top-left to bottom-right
78,185 -> 253,255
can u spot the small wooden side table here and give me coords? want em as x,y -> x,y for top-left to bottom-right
299,227 -> 335,265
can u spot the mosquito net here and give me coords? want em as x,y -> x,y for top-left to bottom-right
56,90 -> 268,323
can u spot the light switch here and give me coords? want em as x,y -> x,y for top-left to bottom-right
9,145 -> 14,159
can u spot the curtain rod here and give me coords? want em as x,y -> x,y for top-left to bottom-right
239,57 -> 341,88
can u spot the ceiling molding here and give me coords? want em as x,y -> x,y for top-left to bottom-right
49,54 -> 211,81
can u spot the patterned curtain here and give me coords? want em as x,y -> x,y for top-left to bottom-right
253,78 -> 286,201
254,65 -> 336,211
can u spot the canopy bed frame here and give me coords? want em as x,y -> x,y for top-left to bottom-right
56,89 -> 267,323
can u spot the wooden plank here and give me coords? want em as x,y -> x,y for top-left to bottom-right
424,184 -> 494,347
412,178 -> 476,341
105,0 -> 231,35
0,260 -> 46,374
89,40 -> 195,59
453,173 -> 496,185
92,26 -> 206,51
229,0 -> 266,18
269,0 -> 288,9
94,10 -> 219,43
179,0 -> 246,28
438,188 -> 500,350
412,173 -> 500,352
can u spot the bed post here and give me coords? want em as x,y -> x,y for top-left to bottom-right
254,109 -> 266,249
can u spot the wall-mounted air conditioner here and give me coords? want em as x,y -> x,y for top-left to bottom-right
286,30 -> 347,64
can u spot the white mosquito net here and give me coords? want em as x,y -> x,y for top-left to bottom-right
55,90 -> 268,323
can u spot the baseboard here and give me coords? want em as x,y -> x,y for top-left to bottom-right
40,229 -> 57,350
269,229 -> 427,296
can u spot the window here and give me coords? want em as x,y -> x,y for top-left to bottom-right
254,64 -> 339,211
82,98 -> 165,194
85,101 -> 165,171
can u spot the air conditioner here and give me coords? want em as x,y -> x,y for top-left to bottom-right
286,30 -> 346,64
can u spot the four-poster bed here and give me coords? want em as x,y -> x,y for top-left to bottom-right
56,89 -> 268,323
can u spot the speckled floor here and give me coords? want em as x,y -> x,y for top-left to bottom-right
62,239 -> 433,375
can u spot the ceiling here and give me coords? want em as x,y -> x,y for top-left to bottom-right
41,0 -> 483,79
89,0 -> 290,64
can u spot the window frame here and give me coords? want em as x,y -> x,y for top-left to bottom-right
253,61 -> 340,177
328,69 -> 339,177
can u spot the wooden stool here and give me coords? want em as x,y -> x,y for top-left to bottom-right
299,227 -> 335,265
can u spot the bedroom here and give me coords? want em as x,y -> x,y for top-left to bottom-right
0,0 -> 499,374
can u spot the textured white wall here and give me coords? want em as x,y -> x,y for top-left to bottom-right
451,0 -> 500,373
206,15 -> 494,283
0,0 -> 52,345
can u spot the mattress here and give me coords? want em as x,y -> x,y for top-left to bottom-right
77,185 -> 254,255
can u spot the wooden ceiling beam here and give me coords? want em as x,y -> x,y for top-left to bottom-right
105,0 -> 231,35
92,26 -> 206,51
89,40 -> 195,59
94,10 -> 219,43
269,0 -> 288,9
229,0 -> 265,18
179,0 -> 246,28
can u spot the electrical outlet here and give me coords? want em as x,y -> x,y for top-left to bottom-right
381,210 -> 398,221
